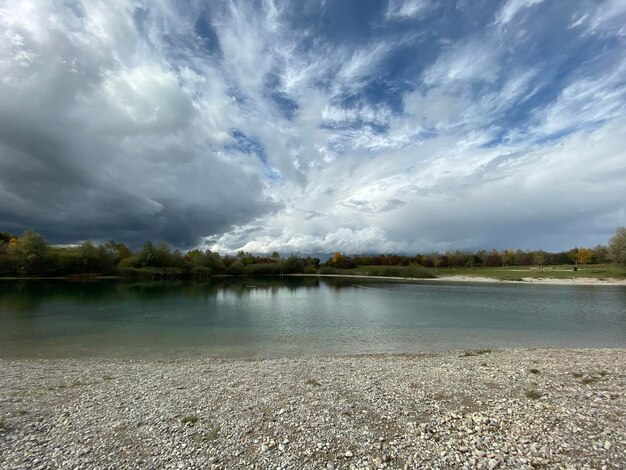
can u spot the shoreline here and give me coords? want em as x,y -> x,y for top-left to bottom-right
2,273 -> 625,286
1,348 -> 624,469
430,275 -> 626,286
288,273 -> 626,286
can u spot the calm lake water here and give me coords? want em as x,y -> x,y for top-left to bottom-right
0,278 -> 625,358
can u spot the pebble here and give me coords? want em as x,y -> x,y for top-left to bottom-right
0,349 -> 623,469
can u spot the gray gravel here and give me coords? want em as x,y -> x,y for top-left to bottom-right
1,349 -> 624,469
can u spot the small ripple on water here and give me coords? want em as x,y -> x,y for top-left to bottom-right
0,278 -> 624,358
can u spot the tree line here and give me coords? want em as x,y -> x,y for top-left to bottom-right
0,230 -> 319,279
1,227 -> 625,279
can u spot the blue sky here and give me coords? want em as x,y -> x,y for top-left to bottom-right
0,0 -> 625,252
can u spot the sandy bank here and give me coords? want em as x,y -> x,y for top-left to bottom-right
432,275 -> 626,286
291,273 -> 626,286
1,349 -> 624,469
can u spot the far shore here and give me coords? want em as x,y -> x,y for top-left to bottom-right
287,273 -> 626,286
2,273 -> 626,286
429,275 -> 626,286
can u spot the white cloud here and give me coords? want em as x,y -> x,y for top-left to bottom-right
209,226 -> 408,255
574,0 -> 626,37
423,41 -> 500,85
515,60 -> 626,141
102,64 -> 194,133
494,0 -> 545,26
385,0 -> 433,20
216,116 -> 626,254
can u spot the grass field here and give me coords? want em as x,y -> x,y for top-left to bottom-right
337,264 -> 626,280
424,264 -> 626,280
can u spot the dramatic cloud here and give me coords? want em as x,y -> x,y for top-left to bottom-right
0,0 -> 624,252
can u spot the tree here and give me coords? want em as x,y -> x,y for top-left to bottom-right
155,241 -> 172,267
0,231 -> 17,275
477,250 -> 489,266
0,232 -> 15,245
304,256 -> 320,268
226,259 -> 244,274
330,252 -> 343,265
608,226 -> 626,266
432,255 -> 441,271
76,241 -> 99,271
448,250 -> 463,269
8,230 -> 49,275
485,249 -> 502,267
237,250 -> 255,266
532,250 -> 546,269
592,244 -> 608,264
138,241 -> 159,267
187,249 -> 223,272
501,249 -> 517,267
283,255 -> 305,273
103,240 -> 131,260
574,247 -> 593,266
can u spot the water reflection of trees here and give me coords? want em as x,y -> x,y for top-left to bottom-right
0,279 -> 121,312
0,277 -> 332,312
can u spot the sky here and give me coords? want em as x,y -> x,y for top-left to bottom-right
0,0 -> 625,254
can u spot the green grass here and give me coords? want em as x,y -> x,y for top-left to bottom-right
191,427 -> 219,443
181,415 -> 198,425
434,264 -> 626,280
581,377 -> 598,385
525,389 -> 542,399
461,349 -> 492,357
315,264 -> 625,281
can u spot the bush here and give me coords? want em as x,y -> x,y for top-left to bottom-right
243,263 -> 283,275
525,389 -> 542,400
226,259 -> 244,275
366,265 -> 435,279
118,255 -> 140,270
282,256 -> 305,274
117,267 -> 186,279
191,266 -> 212,280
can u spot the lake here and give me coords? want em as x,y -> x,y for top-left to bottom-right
0,277 -> 624,358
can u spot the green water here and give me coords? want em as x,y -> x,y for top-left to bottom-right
0,277 -> 624,358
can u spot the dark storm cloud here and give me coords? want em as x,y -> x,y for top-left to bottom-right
0,0 -> 282,247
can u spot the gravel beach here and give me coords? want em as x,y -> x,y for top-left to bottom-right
1,349 -> 624,469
